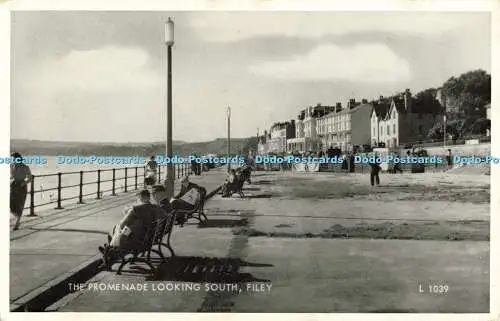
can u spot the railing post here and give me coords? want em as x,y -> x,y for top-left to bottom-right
56,172 -> 63,209
124,168 -> 128,192
181,163 -> 184,177
135,167 -> 138,190
112,169 -> 116,196
158,166 -> 161,183
28,176 -> 36,216
78,171 -> 84,204
96,169 -> 101,199
173,164 -> 176,180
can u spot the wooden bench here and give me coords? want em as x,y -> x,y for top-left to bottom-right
100,209 -> 178,276
176,186 -> 208,225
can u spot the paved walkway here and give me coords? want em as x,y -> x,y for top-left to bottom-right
9,168 -> 227,307
51,171 -> 489,313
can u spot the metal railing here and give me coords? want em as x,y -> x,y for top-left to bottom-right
24,163 -> 193,216
254,159 -> 489,174
400,135 -> 491,149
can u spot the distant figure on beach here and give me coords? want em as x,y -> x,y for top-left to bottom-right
368,153 -> 382,186
349,152 -> 355,173
392,152 -> 403,173
10,152 -> 32,230
446,149 -> 453,170
144,156 -> 158,187
341,153 -> 348,172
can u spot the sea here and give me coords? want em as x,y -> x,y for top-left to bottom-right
21,156 -> 186,214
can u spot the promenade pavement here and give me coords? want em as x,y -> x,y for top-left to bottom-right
10,168 -> 227,308
53,170 -> 489,313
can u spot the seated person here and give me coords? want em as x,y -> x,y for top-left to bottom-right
152,184 -> 171,211
238,165 -> 252,184
156,177 -> 203,226
98,189 -> 165,268
221,169 -> 239,197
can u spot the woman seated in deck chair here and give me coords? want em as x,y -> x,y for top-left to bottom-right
221,169 -> 237,197
221,169 -> 246,198
98,189 -> 165,269
236,165 -> 252,184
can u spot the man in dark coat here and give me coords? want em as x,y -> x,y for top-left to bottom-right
368,154 -> 382,186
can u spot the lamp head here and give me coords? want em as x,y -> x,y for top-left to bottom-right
165,18 -> 175,46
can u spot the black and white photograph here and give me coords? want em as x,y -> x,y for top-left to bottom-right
3,2 -> 497,316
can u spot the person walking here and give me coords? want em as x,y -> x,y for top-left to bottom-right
349,151 -> 356,173
144,156 -> 158,187
392,152 -> 403,173
368,154 -> 382,186
10,152 -> 32,230
447,149 -> 453,169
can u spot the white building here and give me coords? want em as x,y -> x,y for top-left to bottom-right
287,105 -> 333,153
316,102 -> 352,151
371,89 -> 439,148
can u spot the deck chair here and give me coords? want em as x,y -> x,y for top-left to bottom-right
222,175 -> 246,198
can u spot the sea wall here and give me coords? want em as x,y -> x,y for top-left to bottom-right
397,143 -> 491,157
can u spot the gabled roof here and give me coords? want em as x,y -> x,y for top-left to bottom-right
392,97 -> 407,114
371,101 -> 391,119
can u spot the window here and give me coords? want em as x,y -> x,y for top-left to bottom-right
387,125 -> 390,134
393,124 -> 396,134
380,126 -> 383,135
393,111 -> 396,118
373,128 -> 376,136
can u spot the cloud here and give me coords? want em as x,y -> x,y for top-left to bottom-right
24,46 -> 160,93
187,12 -> 486,43
248,43 -> 411,83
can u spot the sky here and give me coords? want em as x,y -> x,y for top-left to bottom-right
10,11 -> 491,143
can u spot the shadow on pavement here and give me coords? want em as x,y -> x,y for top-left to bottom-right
244,194 -> 273,199
27,227 -> 108,235
241,187 -> 261,191
150,256 -> 273,283
252,180 -> 272,185
198,218 -> 249,228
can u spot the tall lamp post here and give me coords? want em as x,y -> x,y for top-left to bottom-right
164,18 -> 175,199
227,106 -> 231,172
443,112 -> 447,149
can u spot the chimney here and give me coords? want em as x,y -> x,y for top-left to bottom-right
335,102 -> 342,112
404,89 -> 412,113
361,98 -> 368,104
348,98 -> 356,109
